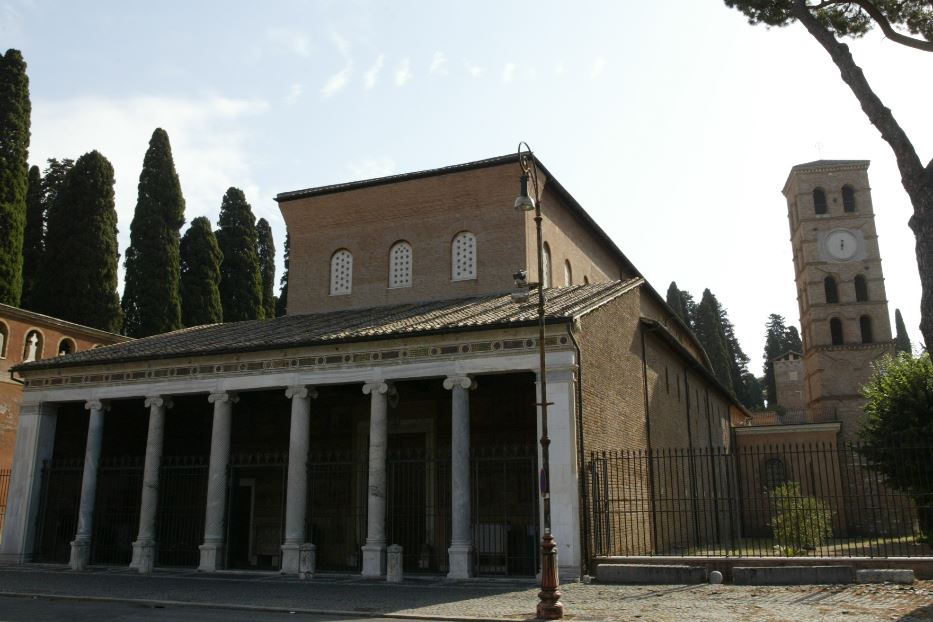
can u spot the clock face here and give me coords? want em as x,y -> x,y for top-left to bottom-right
826,230 -> 858,261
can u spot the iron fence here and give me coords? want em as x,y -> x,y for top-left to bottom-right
0,468 -> 11,545
156,456 -> 209,567
33,458 -> 83,563
226,452 -> 287,570
90,456 -> 143,565
586,443 -> 933,560
307,449 -> 368,572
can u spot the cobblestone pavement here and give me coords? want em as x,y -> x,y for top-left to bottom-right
0,565 -> 930,622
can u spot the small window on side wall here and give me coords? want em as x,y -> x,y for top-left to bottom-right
830,318 -> 844,346
388,241 -> 412,289
842,185 -> 856,212
330,249 -> 353,295
451,231 -> 476,281
813,188 -> 828,215
854,274 -> 869,302
860,315 -> 873,343
564,260 -> 572,287
58,338 -> 76,356
824,276 -> 839,304
542,243 -> 552,289
0,322 -> 8,358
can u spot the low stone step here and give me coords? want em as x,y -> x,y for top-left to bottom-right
596,563 -> 707,584
855,569 -> 915,584
733,565 -> 855,585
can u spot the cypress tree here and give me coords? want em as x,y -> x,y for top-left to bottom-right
21,165 -> 43,309
715,296 -> 755,407
276,232 -> 290,317
35,151 -> 121,331
0,49 -> 31,306
216,187 -> 263,321
694,289 -> 734,394
894,309 -> 912,355
121,128 -> 186,337
30,158 -> 74,313
666,282 -> 687,325
180,216 -> 223,327
256,217 -> 276,320
762,314 -> 802,407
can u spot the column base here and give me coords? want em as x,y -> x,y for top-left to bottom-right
281,542 -> 316,577
198,542 -> 225,572
131,540 -> 157,574
447,544 -> 473,579
361,543 -> 386,577
69,540 -> 90,571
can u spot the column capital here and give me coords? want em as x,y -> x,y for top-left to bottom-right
84,399 -> 108,412
144,395 -> 174,409
362,381 -> 394,396
208,391 -> 239,404
285,385 -> 318,400
443,375 -> 477,391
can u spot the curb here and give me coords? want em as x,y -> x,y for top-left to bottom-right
0,591 -> 522,622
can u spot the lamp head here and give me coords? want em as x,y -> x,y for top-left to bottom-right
514,173 -> 535,211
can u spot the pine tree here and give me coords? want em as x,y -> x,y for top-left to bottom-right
0,49 -> 31,306
276,232 -> 290,317
665,281 -> 696,328
216,187 -> 263,321
694,289 -> 734,394
256,217 -> 276,320
180,216 -> 223,327
894,309 -> 912,355
716,296 -> 756,408
742,373 -> 765,410
121,128 -> 186,337
21,165 -> 43,309
34,151 -> 121,331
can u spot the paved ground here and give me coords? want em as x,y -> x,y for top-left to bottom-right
0,565 -> 930,622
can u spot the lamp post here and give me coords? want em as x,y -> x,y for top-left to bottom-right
514,142 -> 563,620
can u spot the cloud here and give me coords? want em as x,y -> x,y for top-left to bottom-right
555,62 -> 566,78
395,59 -> 412,87
30,94 -> 269,291
284,83 -> 303,105
464,61 -> 485,79
430,51 -> 448,76
501,62 -> 516,84
322,69 -> 350,97
348,156 -> 396,180
331,29 -> 351,58
265,27 -> 312,58
363,54 -> 385,90
591,57 -> 607,79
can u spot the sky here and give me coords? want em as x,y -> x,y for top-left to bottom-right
3,0 -> 931,371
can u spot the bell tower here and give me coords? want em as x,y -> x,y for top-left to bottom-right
782,160 -> 895,440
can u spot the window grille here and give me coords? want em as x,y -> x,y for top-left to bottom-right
330,249 -> 353,295
451,232 -> 476,281
388,241 -> 412,288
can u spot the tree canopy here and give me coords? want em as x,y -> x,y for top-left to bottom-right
180,216 -> 224,327
216,187 -> 263,322
276,232 -> 290,317
0,49 -> 31,306
256,217 -> 276,320
21,164 -> 43,309
725,0 -> 933,350
34,151 -> 122,331
859,352 -> 933,539
694,289 -> 735,395
895,308 -> 913,354
121,128 -> 186,337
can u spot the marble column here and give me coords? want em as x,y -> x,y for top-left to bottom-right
131,395 -> 172,573
443,375 -> 477,579
281,385 -> 317,577
198,391 -> 238,571
361,381 -> 393,577
70,399 -> 106,570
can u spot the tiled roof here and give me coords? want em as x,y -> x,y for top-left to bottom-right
791,159 -> 869,171
15,280 -> 642,372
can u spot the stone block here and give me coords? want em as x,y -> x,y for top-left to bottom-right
596,564 -> 707,585
386,545 -> 403,583
733,565 -> 855,585
855,569 -> 914,584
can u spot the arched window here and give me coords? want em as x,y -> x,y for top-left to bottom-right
451,231 -> 476,281
564,260 -> 572,286
824,276 -> 839,304
854,274 -> 868,302
542,243 -> 552,289
813,188 -> 828,215
830,318 -> 844,346
329,249 -> 353,295
388,241 -> 412,289
23,329 -> 43,362
762,458 -> 786,489
58,338 -> 76,356
583,275 -> 590,285
842,185 -> 856,212
860,315 -> 874,343
0,321 -> 8,358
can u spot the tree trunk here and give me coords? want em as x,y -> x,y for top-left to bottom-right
792,0 -> 933,351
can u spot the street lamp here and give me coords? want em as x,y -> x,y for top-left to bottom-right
515,142 -> 563,620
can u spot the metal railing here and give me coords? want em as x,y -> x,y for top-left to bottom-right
0,468 -> 10,544
586,443 -> 932,560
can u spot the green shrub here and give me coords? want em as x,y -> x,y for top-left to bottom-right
770,482 -> 833,553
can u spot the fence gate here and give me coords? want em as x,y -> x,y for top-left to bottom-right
156,456 -> 209,567
33,458 -> 83,563
307,449 -> 368,572
472,445 -> 539,576
226,453 -> 287,570
90,457 -> 143,565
